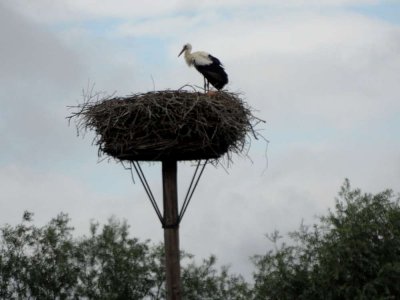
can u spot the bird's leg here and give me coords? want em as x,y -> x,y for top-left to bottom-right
203,77 -> 207,93
205,80 -> 215,96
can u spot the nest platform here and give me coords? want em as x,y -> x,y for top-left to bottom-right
69,89 -> 261,162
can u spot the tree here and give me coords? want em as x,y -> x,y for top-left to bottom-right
75,217 -> 155,299
2,180 -> 398,299
0,213 -> 250,299
181,255 -> 252,300
252,179 -> 400,299
0,212 -> 80,299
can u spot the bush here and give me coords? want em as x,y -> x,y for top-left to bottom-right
252,179 -> 400,300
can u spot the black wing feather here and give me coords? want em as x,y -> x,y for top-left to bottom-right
194,54 -> 228,90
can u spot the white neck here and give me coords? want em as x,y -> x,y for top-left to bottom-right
184,49 -> 194,67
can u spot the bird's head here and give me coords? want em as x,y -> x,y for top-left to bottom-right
178,43 -> 192,57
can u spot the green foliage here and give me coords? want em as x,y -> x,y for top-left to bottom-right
75,218 -> 154,299
252,179 -> 400,299
182,255 -> 252,299
0,212 -> 79,299
0,213 -> 249,299
1,180 -> 399,299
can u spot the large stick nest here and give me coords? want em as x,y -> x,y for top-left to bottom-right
69,88 -> 264,162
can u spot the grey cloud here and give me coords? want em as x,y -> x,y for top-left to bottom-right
0,3 -> 81,85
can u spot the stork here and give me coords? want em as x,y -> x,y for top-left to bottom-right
178,43 -> 228,92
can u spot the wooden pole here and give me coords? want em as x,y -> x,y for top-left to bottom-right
162,160 -> 181,300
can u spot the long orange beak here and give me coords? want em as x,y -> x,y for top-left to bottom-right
178,47 -> 185,57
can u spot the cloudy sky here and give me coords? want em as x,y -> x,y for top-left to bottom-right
1,0 -> 400,279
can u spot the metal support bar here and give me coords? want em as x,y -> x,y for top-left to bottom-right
179,160 -> 208,222
125,159 -> 208,299
131,162 -> 164,224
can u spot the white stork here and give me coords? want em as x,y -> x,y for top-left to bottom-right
178,43 -> 228,92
